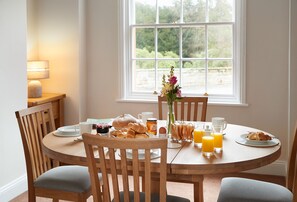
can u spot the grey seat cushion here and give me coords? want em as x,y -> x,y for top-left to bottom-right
34,165 -> 101,193
217,177 -> 293,202
113,191 -> 190,202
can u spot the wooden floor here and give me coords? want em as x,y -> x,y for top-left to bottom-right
10,173 -> 285,202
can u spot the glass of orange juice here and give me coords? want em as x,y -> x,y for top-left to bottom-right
212,125 -> 223,152
193,126 -> 204,148
202,136 -> 214,157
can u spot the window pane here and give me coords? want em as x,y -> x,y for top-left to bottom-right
159,0 -> 180,24
132,60 -> 155,92
157,63 -> 180,90
183,0 -> 206,23
157,28 -> 180,58
135,0 -> 156,24
208,25 -> 233,58
134,28 -> 155,58
181,60 -> 206,94
208,0 -> 234,22
207,60 -> 233,94
123,0 -> 244,103
182,27 -> 205,58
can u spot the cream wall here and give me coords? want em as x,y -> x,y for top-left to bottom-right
0,0 -> 27,201
1,0 -> 296,201
34,0 -> 89,124
86,0 -> 291,173
290,0 -> 297,146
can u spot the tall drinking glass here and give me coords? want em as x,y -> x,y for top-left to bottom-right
212,125 -> 223,153
193,124 -> 204,148
202,136 -> 214,158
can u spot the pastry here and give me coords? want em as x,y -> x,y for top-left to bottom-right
112,114 -> 138,130
247,132 -> 272,141
127,122 -> 147,134
126,129 -> 136,138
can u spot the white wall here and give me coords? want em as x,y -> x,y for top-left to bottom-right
0,0 -> 27,201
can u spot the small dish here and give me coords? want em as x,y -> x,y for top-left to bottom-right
235,134 -> 279,147
241,134 -> 271,145
54,125 -> 80,137
123,149 -> 161,160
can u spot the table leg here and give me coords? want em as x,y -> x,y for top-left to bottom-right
166,174 -> 204,202
193,176 -> 204,202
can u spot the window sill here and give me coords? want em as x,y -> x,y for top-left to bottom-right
116,98 -> 249,107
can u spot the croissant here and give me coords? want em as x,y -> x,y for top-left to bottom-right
247,132 -> 272,141
128,122 -> 147,134
126,129 -> 136,138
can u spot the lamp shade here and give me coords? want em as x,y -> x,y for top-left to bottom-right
27,60 -> 49,80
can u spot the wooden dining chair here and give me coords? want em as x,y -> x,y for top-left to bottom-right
158,95 -> 208,201
82,133 -> 190,202
158,96 -> 208,122
15,103 -> 99,202
217,123 -> 297,202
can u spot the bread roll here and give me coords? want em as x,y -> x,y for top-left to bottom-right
112,114 -> 137,129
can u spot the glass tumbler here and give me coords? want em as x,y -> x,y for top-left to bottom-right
202,135 -> 214,158
212,125 -> 223,153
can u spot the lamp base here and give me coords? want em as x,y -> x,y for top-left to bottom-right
28,80 -> 42,98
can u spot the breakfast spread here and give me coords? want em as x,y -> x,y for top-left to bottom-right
246,131 -> 272,141
110,122 -> 148,139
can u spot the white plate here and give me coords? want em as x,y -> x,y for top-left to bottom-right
54,125 -> 80,137
122,149 -> 161,160
235,134 -> 279,147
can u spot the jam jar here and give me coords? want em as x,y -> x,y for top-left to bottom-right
146,118 -> 157,135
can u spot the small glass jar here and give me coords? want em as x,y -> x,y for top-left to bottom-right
147,118 -> 157,135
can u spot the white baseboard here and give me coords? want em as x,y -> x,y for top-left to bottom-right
0,174 -> 27,202
244,160 -> 287,176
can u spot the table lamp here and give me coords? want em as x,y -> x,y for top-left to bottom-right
27,60 -> 49,98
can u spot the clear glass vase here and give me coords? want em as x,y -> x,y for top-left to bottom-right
167,103 -> 175,135
166,103 -> 181,148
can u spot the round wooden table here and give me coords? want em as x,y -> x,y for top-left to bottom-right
42,123 -> 281,202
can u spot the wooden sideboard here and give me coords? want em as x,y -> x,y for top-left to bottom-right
28,93 -> 66,128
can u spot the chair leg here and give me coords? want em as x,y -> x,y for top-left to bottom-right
53,199 -> 59,202
28,190 -> 36,202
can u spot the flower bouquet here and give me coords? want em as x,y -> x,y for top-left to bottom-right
160,66 -> 182,135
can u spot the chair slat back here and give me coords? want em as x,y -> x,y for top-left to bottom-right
287,121 -> 297,199
15,103 -> 56,182
83,134 -> 168,202
158,96 -> 208,121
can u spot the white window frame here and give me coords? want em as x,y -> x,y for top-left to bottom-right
118,0 -> 246,105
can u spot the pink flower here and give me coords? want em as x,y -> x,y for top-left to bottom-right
177,89 -> 181,97
169,76 -> 177,85
160,66 -> 182,103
